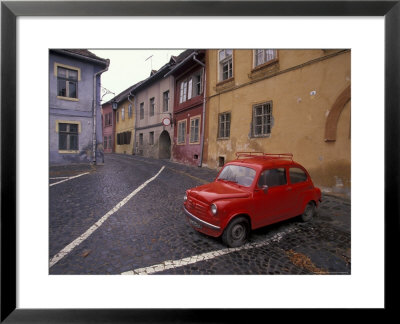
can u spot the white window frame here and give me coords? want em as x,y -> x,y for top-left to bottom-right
177,120 -> 187,145
253,49 -> 277,68
189,115 -> 201,144
218,49 -> 233,81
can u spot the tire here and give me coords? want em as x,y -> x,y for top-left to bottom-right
222,216 -> 250,248
301,202 -> 316,222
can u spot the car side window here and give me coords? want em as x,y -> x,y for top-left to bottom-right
289,167 -> 308,184
258,168 -> 287,188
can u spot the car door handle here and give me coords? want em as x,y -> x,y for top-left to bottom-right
286,187 -> 292,191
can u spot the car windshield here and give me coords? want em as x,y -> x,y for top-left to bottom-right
217,165 -> 256,187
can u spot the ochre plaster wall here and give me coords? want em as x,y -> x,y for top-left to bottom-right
204,49 -> 351,192
114,97 -> 135,155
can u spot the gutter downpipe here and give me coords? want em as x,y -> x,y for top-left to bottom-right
92,62 -> 109,164
193,55 -> 206,167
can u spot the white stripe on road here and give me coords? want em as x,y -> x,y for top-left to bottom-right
49,166 -> 165,268
121,227 -> 295,275
49,172 -> 89,187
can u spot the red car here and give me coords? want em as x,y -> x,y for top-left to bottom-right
183,153 -> 322,247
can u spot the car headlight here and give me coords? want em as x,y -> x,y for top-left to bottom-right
184,194 -> 187,202
210,203 -> 218,215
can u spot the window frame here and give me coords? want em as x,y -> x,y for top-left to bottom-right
252,101 -> 273,138
54,63 -> 80,101
140,102 -> 144,120
189,115 -> 201,144
121,107 -> 125,121
149,131 -> 154,145
57,121 -> 80,153
289,167 -> 309,184
257,167 -> 287,189
128,104 -> 132,118
139,133 -> 144,146
162,91 -> 169,112
218,49 -> 233,82
253,49 -> 278,69
217,112 -> 231,139
149,98 -> 155,117
177,119 -> 187,145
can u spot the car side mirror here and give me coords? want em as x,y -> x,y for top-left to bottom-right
262,185 -> 269,194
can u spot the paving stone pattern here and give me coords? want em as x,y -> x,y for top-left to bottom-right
49,154 -> 351,275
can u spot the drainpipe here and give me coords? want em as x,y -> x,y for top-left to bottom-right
193,55 -> 206,167
93,63 -> 109,164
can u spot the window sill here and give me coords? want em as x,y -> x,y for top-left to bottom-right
58,150 -> 79,154
249,60 -> 279,80
251,134 -> 271,139
57,96 -> 79,102
251,59 -> 279,73
215,77 -> 235,92
217,137 -> 230,141
189,141 -> 200,145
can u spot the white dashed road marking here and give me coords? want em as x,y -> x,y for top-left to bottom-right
49,166 -> 165,268
49,172 -> 90,187
121,227 -> 295,275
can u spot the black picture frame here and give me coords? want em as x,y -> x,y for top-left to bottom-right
1,0 -> 399,322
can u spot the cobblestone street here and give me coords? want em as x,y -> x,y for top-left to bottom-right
49,154 -> 351,275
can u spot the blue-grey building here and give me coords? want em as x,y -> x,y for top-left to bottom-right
49,49 -> 109,165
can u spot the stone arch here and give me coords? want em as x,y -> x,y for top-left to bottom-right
325,85 -> 351,142
159,130 -> 171,159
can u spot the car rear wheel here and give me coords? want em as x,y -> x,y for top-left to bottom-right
222,216 -> 249,248
301,202 -> 316,222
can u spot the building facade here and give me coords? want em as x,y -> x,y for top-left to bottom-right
167,50 -> 206,166
131,60 -> 175,159
101,101 -> 115,153
49,49 -> 109,164
203,49 -> 351,193
114,86 -> 136,155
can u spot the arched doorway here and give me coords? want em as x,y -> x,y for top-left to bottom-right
159,130 -> 171,159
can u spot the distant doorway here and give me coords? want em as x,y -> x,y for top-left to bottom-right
159,130 -> 171,159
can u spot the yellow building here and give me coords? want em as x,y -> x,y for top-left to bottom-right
114,86 -> 136,155
204,49 -> 351,193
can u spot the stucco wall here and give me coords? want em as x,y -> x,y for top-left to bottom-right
102,103 -> 115,153
49,52 -> 105,164
114,97 -> 135,155
204,49 -> 351,192
135,75 -> 174,158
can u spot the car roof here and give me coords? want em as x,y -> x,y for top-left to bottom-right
228,157 -> 301,171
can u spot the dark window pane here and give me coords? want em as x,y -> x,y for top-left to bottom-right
290,168 -> 308,184
59,134 -> 67,150
59,123 -> 67,132
69,70 -> 78,80
69,124 -> 78,133
69,134 -> 78,150
258,168 -> 287,188
69,81 -> 77,98
58,67 -> 67,78
58,80 -> 66,97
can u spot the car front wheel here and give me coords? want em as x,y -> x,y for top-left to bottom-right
301,202 -> 316,222
222,216 -> 249,248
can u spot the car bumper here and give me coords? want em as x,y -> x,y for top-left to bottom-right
183,206 -> 221,233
